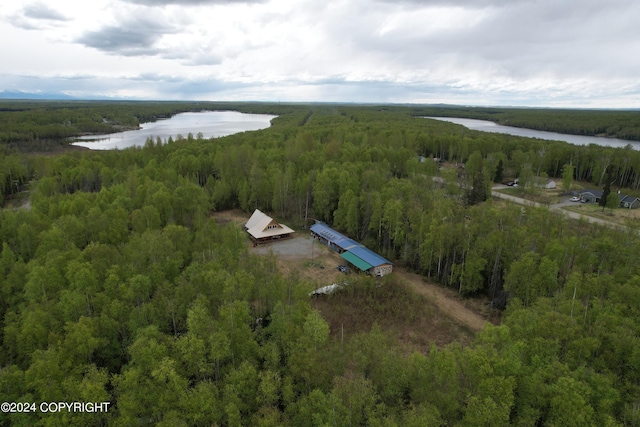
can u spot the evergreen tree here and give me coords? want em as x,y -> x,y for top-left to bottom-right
467,171 -> 488,206
494,159 -> 504,183
599,167 -> 613,209
466,151 -> 487,206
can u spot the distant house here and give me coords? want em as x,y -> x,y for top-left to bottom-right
530,177 -> 556,189
619,195 -> 640,209
580,189 -> 603,203
579,189 -> 640,209
244,209 -> 294,244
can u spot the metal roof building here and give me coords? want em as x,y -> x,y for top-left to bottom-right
341,246 -> 393,277
310,222 -> 363,253
346,246 -> 392,268
311,222 -> 393,277
341,251 -> 373,271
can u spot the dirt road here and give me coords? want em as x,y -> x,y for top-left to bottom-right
491,186 -> 623,228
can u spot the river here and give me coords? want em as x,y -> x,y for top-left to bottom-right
425,117 -> 639,150
73,110 -> 276,150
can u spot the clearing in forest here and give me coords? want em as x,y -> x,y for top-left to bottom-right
212,210 -> 494,352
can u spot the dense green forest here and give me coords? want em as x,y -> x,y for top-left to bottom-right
1,103 -> 640,425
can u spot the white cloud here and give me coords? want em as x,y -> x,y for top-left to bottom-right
0,0 -> 638,107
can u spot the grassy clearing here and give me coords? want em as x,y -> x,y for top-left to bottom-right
213,209 -> 483,353
311,275 -> 474,354
563,203 -> 640,226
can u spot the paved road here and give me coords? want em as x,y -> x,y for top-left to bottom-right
491,186 -> 620,228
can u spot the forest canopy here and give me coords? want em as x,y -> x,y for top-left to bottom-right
1,102 -> 639,426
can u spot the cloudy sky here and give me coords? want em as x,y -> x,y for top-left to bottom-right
1,0 -> 639,107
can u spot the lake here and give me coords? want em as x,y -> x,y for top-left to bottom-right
425,117 -> 639,150
73,110 -> 277,150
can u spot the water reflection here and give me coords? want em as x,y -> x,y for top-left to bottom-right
73,111 -> 276,150
426,117 -> 638,150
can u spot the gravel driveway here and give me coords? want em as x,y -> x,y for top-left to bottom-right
252,235 -> 316,260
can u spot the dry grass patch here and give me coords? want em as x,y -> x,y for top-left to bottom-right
563,203 -> 640,226
311,276 -> 475,354
210,209 -> 250,227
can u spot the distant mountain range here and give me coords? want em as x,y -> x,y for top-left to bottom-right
0,90 -> 80,100
0,90 -> 130,100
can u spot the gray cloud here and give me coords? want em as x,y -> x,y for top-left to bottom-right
76,17 -> 170,56
9,18 -> 40,31
323,0 -> 640,85
75,16 -> 226,65
122,0 -> 265,5
373,0 -> 530,7
8,2 -> 70,30
23,3 -> 69,21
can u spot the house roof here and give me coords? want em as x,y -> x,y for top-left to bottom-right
580,189 -> 603,198
620,195 -> 639,203
341,251 -> 373,271
580,190 -> 640,204
347,246 -> 393,267
311,221 -> 392,269
310,222 -> 363,251
246,209 -> 269,230
245,209 -> 294,239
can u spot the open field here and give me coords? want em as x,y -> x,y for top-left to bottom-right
263,235 -> 484,351
311,277 -> 476,353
